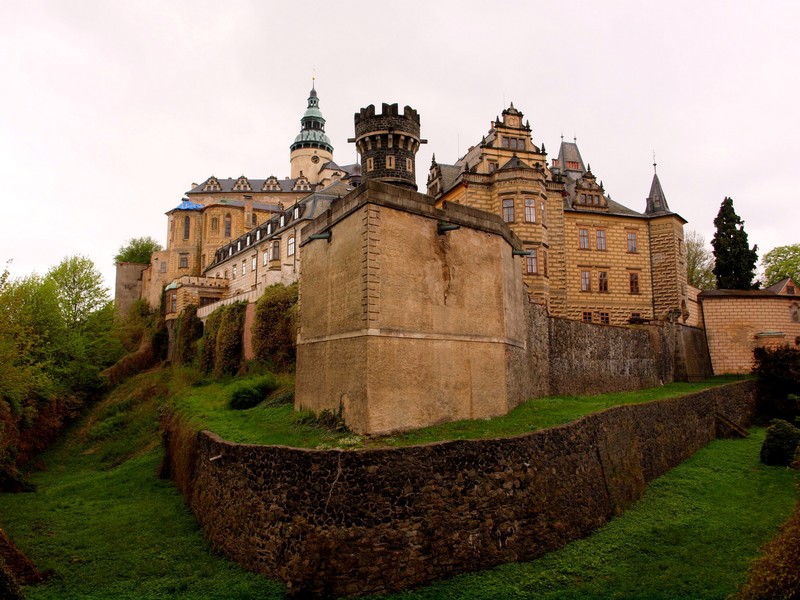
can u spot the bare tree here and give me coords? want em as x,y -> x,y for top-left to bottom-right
685,230 -> 715,289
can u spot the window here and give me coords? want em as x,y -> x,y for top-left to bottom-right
159,261 -> 167,273
598,271 -> 608,292
502,198 -> 514,223
242,260 -> 246,275
224,214 -> 232,238
252,256 -> 256,271
596,230 -> 606,250
366,157 -> 374,172
582,311 -> 593,323
270,240 -> 280,261
627,231 -> 638,252
386,155 -> 395,169
170,294 -> 177,313
523,199 -> 536,223
540,200 -> 547,226
581,270 -> 591,292
543,249 -> 549,277
232,264 -> 237,279
488,161 -> 498,173
631,312 -> 641,321
502,137 -> 525,150
288,235 -> 296,257
579,228 -> 589,249
787,285 -> 796,295
599,312 -> 610,324
629,272 -> 640,294
211,216 -> 219,233
179,253 -> 189,269
526,249 -> 538,274
263,251 -> 269,266
183,216 -> 191,240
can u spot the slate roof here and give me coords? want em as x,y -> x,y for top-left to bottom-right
645,172 -> 671,214
498,155 -> 534,171
187,177 -> 302,195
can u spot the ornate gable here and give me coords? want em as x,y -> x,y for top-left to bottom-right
203,176 -> 222,192
262,176 -> 281,192
292,176 -> 311,192
233,175 -> 252,191
572,166 -> 609,211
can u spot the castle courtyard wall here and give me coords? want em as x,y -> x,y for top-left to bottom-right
161,380 -> 756,598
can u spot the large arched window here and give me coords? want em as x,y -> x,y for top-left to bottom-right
211,216 -> 219,233
224,213 -> 232,238
183,216 -> 191,240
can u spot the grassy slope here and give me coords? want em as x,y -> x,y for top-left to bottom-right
0,370 -> 284,600
0,370 -> 795,599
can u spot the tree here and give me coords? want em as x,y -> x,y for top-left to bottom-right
114,236 -> 162,265
760,244 -> 800,287
711,197 -> 758,289
46,255 -> 110,329
684,230 -> 715,289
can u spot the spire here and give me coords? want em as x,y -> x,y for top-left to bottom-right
290,83 -> 333,154
645,168 -> 671,215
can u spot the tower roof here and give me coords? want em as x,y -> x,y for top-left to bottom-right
553,140 -> 586,179
645,170 -> 671,214
291,84 -> 333,153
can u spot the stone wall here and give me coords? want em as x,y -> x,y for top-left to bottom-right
113,262 -> 147,316
701,294 -> 800,374
162,380 -> 755,598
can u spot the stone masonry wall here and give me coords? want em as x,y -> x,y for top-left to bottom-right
162,381 -> 755,598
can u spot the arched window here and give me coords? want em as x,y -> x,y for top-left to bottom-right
211,216 -> 219,233
183,216 -> 191,240
288,235 -> 296,257
224,213 -> 232,238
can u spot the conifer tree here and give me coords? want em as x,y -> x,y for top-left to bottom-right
711,197 -> 758,289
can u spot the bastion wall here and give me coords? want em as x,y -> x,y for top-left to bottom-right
160,380 -> 755,598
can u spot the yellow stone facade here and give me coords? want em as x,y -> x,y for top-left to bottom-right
428,103 -> 688,326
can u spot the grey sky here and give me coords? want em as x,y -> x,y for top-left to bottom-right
1,0 -> 797,289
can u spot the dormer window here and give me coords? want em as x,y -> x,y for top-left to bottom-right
293,206 -> 300,219
233,176 -> 251,191
203,177 -> 222,192
280,214 -> 285,227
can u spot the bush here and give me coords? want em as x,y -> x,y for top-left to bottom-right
760,419 -> 800,466
214,303 -> 247,376
228,375 -> 279,410
200,307 -> 223,373
753,346 -> 800,420
252,284 -> 298,371
266,389 -> 295,407
173,305 -> 203,366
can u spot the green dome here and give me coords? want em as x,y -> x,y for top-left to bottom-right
290,85 -> 333,153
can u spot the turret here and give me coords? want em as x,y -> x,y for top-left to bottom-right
351,103 -> 425,191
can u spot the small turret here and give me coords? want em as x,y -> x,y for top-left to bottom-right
352,103 -> 425,191
290,83 -> 334,183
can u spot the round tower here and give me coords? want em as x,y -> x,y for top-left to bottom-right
353,103 -> 422,191
290,84 -> 334,184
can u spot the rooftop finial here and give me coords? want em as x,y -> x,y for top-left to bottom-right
653,150 -> 657,174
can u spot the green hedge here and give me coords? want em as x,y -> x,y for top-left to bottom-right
252,283 -> 298,372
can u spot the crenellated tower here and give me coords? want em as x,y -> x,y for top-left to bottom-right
352,103 -> 424,191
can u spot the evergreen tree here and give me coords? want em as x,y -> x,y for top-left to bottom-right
711,197 -> 758,289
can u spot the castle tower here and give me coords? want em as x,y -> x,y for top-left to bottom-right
644,165 -> 689,320
290,84 -> 334,184
352,103 -> 424,191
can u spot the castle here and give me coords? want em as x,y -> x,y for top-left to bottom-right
122,86 -> 689,331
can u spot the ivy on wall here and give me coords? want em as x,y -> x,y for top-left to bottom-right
252,283 -> 298,372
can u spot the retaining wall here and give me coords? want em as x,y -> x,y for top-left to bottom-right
161,380 -> 756,598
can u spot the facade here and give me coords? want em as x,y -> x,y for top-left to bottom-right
427,104 -> 689,326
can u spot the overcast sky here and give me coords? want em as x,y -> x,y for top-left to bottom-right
2,0 -> 798,290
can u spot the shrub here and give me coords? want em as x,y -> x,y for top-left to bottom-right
173,305 -> 203,366
252,283 -> 298,372
266,389 -> 295,407
753,346 -> 800,420
199,307 -> 223,373
228,375 -> 279,410
760,419 -> 800,466
214,303 -> 247,376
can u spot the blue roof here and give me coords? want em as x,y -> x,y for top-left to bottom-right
172,198 -> 203,211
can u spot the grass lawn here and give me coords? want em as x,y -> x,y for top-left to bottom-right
170,368 -> 746,449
